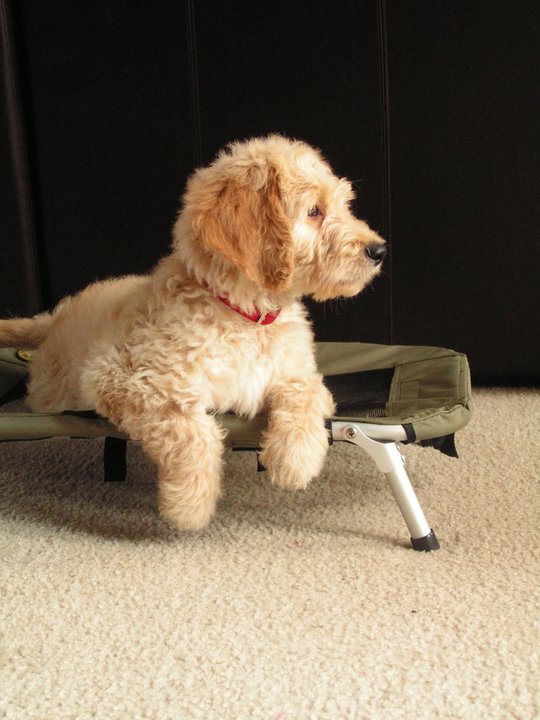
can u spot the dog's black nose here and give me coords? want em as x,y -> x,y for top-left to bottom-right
365,243 -> 387,266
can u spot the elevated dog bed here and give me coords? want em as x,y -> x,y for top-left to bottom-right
0,343 -> 472,550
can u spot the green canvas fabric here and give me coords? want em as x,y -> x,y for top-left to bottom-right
0,349 -> 125,442
0,348 -> 28,398
0,343 -> 472,446
315,343 -> 473,441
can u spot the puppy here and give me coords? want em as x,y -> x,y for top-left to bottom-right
0,135 -> 386,530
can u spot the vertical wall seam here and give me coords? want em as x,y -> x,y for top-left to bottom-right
0,0 -> 42,313
186,0 -> 203,168
377,0 -> 393,344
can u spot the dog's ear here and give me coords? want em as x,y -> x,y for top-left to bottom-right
194,165 -> 294,291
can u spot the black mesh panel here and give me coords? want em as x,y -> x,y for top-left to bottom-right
324,369 -> 394,418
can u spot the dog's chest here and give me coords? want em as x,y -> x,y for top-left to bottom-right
191,332 -> 276,416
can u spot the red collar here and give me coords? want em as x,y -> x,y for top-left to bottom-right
204,283 -> 281,326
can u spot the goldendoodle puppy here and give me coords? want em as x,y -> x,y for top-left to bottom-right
0,135 -> 386,530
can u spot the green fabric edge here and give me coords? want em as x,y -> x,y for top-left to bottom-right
0,343 -> 473,445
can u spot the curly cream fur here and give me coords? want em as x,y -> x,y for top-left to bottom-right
0,135 -> 386,530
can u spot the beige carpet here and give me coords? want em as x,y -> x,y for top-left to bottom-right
1,388 -> 538,720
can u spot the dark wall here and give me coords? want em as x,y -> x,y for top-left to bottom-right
1,1 -> 538,383
387,1 -> 540,383
0,1 -> 39,315
4,0 -> 193,304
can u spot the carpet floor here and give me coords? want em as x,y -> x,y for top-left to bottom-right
1,388 -> 538,720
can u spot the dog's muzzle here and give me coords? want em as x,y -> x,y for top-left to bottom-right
364,243 -> 387,266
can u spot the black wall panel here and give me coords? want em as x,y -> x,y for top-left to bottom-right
13,0 -> 193,305
0,1 -> 40,316
0,62 -> 27,316
386,1 -> 540,382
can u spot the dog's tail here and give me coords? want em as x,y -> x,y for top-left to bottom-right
0,313 -> 52,349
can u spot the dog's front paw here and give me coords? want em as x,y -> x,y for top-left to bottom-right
157,450 -> 223,532
260,421 -> 330,490
158,480 -> 219,531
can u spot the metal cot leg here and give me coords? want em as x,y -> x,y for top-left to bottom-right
381,443 -> 439,551
332,422 -> 440,551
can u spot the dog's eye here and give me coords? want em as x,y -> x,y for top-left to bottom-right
307,206 -> 321,217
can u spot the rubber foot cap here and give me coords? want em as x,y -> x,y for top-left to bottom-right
411,530 -> 440,552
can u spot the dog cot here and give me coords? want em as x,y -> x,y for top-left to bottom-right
0,342 -> 472,551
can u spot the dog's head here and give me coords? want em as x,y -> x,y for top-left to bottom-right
174,135 -> 386,304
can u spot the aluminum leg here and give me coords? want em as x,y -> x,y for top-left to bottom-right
332,422 -> 440,551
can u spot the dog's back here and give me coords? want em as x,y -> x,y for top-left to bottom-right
0,275 -> 149,412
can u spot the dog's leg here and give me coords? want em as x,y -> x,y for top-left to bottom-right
150,410 -> 226,531
140,411 -> 225,531
259,375 -> 335,490
94,384 -> 225,530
